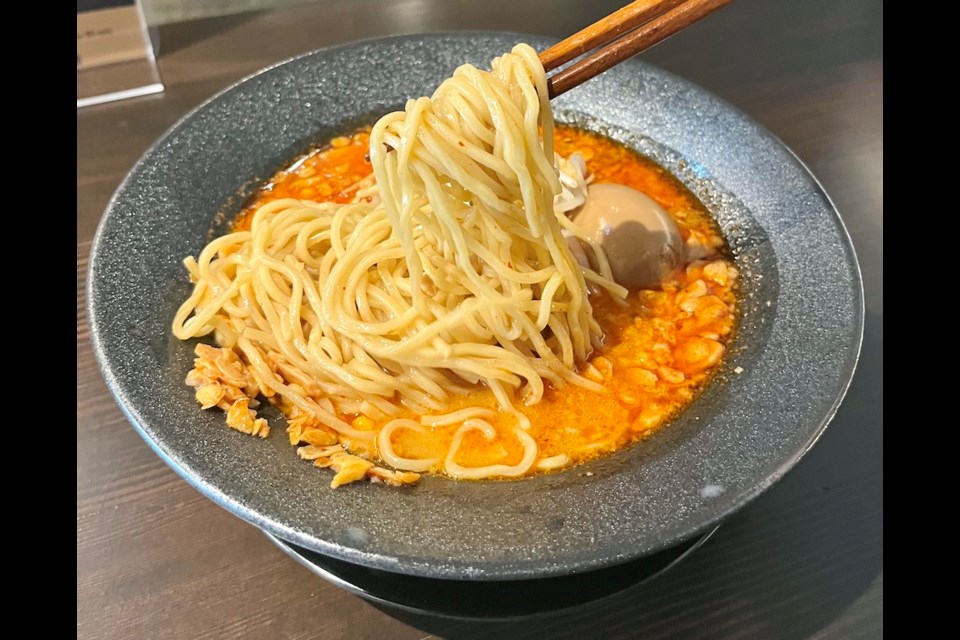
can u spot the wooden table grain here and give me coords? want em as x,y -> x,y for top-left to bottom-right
77,1 -> 883,637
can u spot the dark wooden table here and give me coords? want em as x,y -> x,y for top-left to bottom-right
77,1 -> 883,637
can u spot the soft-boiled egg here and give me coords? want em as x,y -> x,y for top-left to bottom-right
572,183 -> 684,289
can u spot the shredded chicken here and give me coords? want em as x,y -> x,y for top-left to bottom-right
194,382 -> 224,409
368,467 -> 421,486
315,452 -> 376,488
297,444 -> 344,460
300,428 -> 338,447
186,343 -> 421,487
225,398 -> 270,438
285,405 -> 337,446
186,345 -> 268,437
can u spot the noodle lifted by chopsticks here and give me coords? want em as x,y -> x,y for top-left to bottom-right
173,44 -> 624,479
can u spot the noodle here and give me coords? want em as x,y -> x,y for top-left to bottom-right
444,420 -> 539,480
173,44 -> 623,482
376,419 -> 440,472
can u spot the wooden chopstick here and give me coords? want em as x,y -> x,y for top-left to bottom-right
542,0 -> 733,99
540,0 -> 685,72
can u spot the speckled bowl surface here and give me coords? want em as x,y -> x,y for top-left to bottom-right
88,33 -> 863,581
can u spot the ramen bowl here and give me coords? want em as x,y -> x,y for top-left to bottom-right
88,32 -> 863,580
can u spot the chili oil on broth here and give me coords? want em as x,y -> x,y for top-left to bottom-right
223,124 -> 737,482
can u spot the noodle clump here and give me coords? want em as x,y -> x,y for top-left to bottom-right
173,44 -> 624,484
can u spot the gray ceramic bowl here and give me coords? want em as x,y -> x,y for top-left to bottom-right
88,32 -> 863,581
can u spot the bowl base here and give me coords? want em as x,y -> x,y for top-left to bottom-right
266,526 -> 718,620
